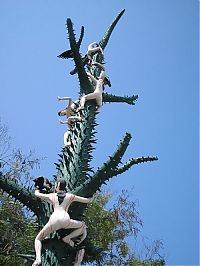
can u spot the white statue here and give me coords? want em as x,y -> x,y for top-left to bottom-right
32,178 -> 92,266
87,42 -> 103,63
57,96 -> 79,118
78,62 -> 110,111
57,97 -> 82,146
74,248 -> 85,266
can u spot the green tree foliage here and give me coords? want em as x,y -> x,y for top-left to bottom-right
0,119 -> 40,265
84,191 -> 164,266
0,191 -> 36,266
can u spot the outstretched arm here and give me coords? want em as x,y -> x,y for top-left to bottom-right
86,72 -> 97,84
59,119 -> 68,124
73,194 -> 93,204
35,189 -> 53,204
57,96 -> 72,109
57,96 -> 72,101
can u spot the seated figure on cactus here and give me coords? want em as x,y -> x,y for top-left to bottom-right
78,62 -> 111,111
57,96 -> 83,146
32,178 -> 92,266
86,42 -> 103,63
57,41 -> 103,75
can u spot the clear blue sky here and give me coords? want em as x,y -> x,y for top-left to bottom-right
0,1 -> 198,265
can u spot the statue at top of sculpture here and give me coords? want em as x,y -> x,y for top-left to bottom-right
86,42 -> 103,63
32,178 -> 92,266
57,40 -> 104,75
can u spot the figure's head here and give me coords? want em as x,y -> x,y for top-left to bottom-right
58,109 -> 67,116
33,176 -> 44,188
91,42 -> 98,48
104,77 -> 111,87
71,100 -> 79,110
56,178 -> 66,192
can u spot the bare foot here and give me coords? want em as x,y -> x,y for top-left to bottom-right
32,260 -> 41,266
62,236 -> 74,247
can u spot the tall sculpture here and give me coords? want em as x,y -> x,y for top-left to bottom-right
0,10 -> 158,265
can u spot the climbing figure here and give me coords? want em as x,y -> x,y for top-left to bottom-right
59,118 -> 82,147
70,42 -> 103,75
78,62 -> 111,111
86,42 -> 103,63
57,97 -> 82,146
57,96 -> 79,118
32,178 -> 92,266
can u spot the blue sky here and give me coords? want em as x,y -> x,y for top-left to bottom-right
0,1 -> 198,265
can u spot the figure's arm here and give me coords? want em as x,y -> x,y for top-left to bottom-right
57,96 -> 72,101
57,97 -> 72,110
92,62 -> 105,71
73,194 -> 93,204
59,119 -> 68,124
34,189 -> 53,203
86,72 -> 97,84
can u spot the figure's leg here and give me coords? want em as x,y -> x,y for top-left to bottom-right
78,92 -> 99,111
68,116 -> 82,124
76,224 -> 87,245
64,131 -> 71,147
94,94 -> 102,111
32,222 -> 54,266
74,248 -> 85,266
79,96 -> 86,110
62,220 -> 87,247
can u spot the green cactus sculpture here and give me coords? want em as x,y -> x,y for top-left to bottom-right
0,9 -> 158,265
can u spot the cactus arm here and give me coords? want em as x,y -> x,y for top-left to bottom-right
103,93 -> 138,105
57,26 -> 84,59
77,26 -> 85,49
72,133 -> 132,196
0,172 -> 40,214
66,18 -> 92,94
112,156 -> 158,177
72,136 -> 158,197
99,9 -> 125,50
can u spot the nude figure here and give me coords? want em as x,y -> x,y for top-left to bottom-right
87,42 -> 103,62
32,178 -> 92,266
57,97 -> 82,146
78,62 -> 110,111
69,42 -> 103,75
57,96 -> 79,118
